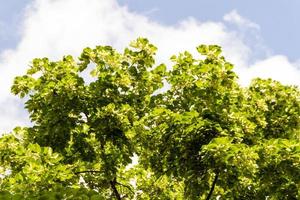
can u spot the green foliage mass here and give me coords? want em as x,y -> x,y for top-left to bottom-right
0,38 -> 299,199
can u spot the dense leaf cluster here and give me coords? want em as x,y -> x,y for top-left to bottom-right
1,38 -> 299,199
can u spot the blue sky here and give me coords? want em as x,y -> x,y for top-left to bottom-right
119,0 -> 300,61
1,0 -> 300,60
0,0 -> 30,51
0,0 -> 299,132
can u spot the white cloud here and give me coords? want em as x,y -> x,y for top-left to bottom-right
222,10 -> 300,87
223,10 -> 260,30
0,0 -> 299,133
239,55 -> 300,86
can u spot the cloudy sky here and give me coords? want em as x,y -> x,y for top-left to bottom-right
0,0 -> 299,133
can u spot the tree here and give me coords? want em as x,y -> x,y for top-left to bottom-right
0,38 -> 299,199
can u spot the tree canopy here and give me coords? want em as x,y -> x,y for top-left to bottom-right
0,38 -> 299,199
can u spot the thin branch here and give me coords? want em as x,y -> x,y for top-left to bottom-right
110,178 -> 122,200
74,171 -> 133,198
115,181 -> 135,194
205,171 -> 219,200
74,170 -> 101,175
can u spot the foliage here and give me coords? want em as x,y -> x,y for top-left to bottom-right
0,38 -> 299,199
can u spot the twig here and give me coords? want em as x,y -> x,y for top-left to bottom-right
74,170 -> 101,175
116,181 -> 135,194
205,171 -> 219,200
110,178 -> 122,200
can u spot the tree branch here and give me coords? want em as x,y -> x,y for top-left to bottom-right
74,170 -> 101,175
115,181 -> 135,194
205,171 -> 219,200
110,178 -> 122,200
